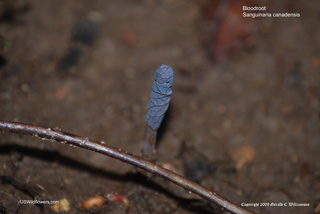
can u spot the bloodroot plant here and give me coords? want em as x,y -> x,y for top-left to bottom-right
0,64 -> 255,214
143,64 -> 174,160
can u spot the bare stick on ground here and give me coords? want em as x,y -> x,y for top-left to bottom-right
0,120 -> 255,214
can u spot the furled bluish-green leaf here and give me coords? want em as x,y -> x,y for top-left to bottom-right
146,64 -> 174,130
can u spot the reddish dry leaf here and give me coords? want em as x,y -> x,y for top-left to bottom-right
54,82 -> 72,100
106,193 -> 130,211
122,31 -> 138,46
203,0 -> 257,62
311,57 -> 320,68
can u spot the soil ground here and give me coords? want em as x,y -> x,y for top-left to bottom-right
0,0 -> 319,213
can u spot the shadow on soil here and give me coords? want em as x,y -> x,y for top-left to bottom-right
0,143 -> 219,214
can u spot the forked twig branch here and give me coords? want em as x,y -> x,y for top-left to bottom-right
0,120 -> 255,214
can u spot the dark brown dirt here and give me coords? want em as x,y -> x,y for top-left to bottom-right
1,0 -> 319,213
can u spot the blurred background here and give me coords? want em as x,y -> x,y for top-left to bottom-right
0,0 -> 319,213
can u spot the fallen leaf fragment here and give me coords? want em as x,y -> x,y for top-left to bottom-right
82,194 -> 108,211
52,198 -> 70,213
54,82 -> 72,100
82,193 -> 130,211
314,201 -> 320,213
106,193 -> 130,211
122,31 -> 138,46
229,145 -> 256,170
202,0 -> 257,62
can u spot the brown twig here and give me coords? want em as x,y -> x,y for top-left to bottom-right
0,120 -> 255,214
